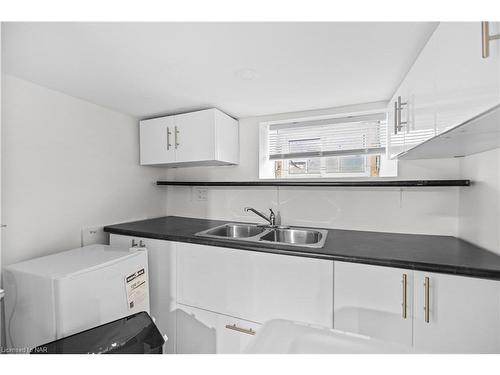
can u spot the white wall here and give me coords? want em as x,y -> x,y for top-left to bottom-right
459,148 -> 500,255
1,75 -> 167,265
0,22 -> 4,348
166,107 -> 462,236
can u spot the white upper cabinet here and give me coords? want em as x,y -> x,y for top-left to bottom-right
140,116 -> 176,165
433,23 -> 500,134
388,22 -> 500,158
140,108 -> 239,167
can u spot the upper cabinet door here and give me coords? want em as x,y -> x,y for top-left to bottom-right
174,109 -> 216,163
388,22 -> 500,158
139,116 -> 175,165
433,22 -> 500,134
334,262 -> 413,347
414,271 -> 500,353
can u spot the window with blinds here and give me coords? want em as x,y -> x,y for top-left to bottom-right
268,113 -> 387,160
260,112 -> 397,179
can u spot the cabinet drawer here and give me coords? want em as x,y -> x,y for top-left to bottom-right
176,304 -> 260,354
176,242 -> 333,327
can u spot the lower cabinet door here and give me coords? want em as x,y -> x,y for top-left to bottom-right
110,234 -> 177,354
334,261 -> 413,347
414,271 -> 500,353
176,304 -> 261,354
176,243 -> 333,327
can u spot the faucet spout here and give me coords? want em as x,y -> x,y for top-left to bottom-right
244,207 -> 276,226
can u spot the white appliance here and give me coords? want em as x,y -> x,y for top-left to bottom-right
3,244 -> 150,350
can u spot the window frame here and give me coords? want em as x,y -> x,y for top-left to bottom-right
259,106 -> 397,180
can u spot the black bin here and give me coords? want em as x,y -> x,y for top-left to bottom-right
31,311 -> 165,354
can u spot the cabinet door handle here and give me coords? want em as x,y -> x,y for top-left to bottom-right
131,239 -> 138,247
402,273 -> 408,319
396,96 -> 408,133
394,101 -> 399,134
174,126 -> 180,149
225,324 -> 256,335
166,127 -> 172,150
424,276 -> 430,323
481,22 -> 500,59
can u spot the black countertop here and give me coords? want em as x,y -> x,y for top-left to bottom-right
104,216 -> 500,281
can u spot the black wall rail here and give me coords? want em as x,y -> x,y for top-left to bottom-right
156,180 -> 470,187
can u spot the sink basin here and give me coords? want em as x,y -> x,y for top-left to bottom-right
259,228 -> 327,248
196,223 -> 328,248
199,223 -> 266,239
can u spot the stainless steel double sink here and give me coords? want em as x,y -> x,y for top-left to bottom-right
195,223 -> 328,248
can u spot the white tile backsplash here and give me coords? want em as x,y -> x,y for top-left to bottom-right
278,187 -> 400,230
167,186 -> 278,224
397,188 -> 459,235
167,185 -> 459,235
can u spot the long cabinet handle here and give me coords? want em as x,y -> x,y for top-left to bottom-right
394,96 -> 408,134
396,98 -> 401,133
397,96 -> 407,131
166,127 -> 172,150
225,324 -> 256,336
482,22 -> 500,59
482,22 -> 490,58
424,276 -> 430,323
402,273 -> 408,319
394,101 -> 399,134
174,126 -> 180,149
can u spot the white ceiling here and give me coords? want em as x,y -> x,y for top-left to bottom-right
1,22 -> 437,119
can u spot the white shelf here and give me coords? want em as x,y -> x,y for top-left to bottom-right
397,104 -> 500,160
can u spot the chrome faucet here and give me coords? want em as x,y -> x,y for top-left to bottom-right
244,207 -> 276,227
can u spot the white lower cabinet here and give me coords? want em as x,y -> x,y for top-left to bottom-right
334,261 -> 500,353
413,271 -> 500,353
176,242 -> 334,327
109,234 -> 177,354
176,304 -> 261,354
334,261 -> 413,347
111,234 -> 500,353
110,235 -> 333,354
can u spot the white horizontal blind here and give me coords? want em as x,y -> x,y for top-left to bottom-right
268,113 -> 387,160
389,129 -> 436,148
